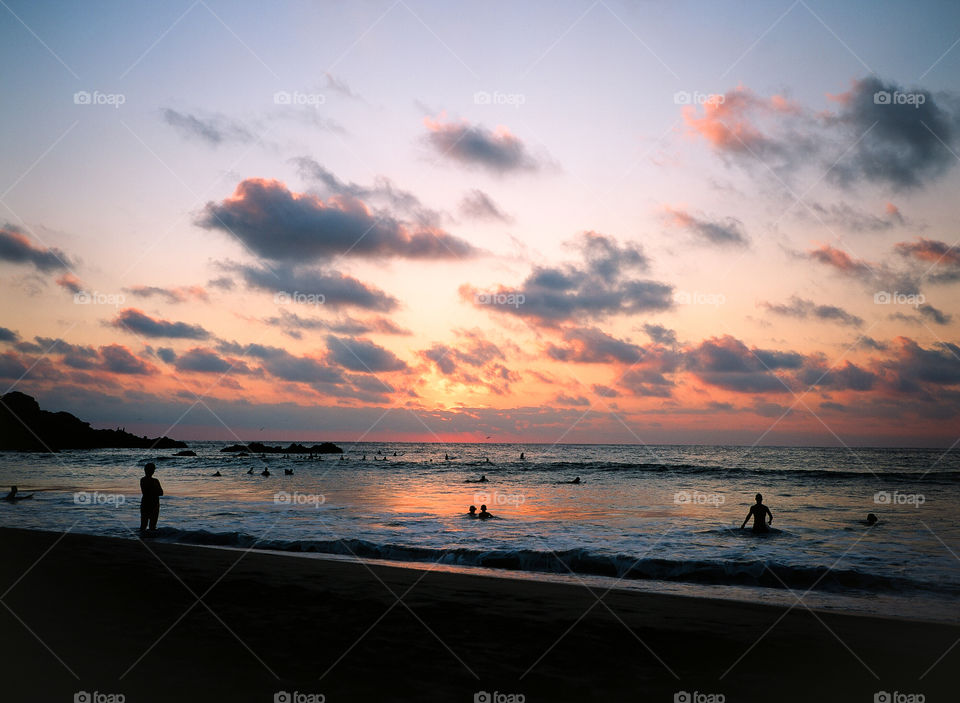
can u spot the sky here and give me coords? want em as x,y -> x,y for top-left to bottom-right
2,0 -> 960,446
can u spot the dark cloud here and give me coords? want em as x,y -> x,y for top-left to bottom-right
464,232 -> 672,324
174,348 -> 254,375
161,108 -> 252,146
591,384 -> 620,398
419,330 -> 516,394
685,335 -> 802,393
156,347 -> 176,363
207,276 -> 235,291
799,360 -> 877,391
56,273 -> 84,294
546,327 -> 645,364
828,77 -> 958,189
883,338 -> 960,392
918,303 -> 953,325
325,334 -> 407,373
642,323 -> 678,347
264,309 -> 410,336
803,201 -> 906,232
112,309 -> 210,340
423,115 -> 542,173
0,327 -> 19,343
0,224 -> 71,272
459,189 -> 513,223
664,207 -> 748,247
199,178 -> 476,262
554,393 -> 589,406
226,262 -> 398,312
99,344 -> 154,375
761,296 -> 863,327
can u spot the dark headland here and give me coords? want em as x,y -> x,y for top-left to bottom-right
220,441 -> 343,454
0,391 -> 187,452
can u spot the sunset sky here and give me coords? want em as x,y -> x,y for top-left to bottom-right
2,0 -> 960,445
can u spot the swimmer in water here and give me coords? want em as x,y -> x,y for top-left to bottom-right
741,493 -> 772,533
519,452 -> 525,460
445,453 -> 450,461
478,504 -> 493,519
466,475 -> 488,483
284,469 -> 294,475
864,513 -> 879,526
212,470 -> 222,477
3,486 -> 32,501
569,477 -> 581,484
261,468 -> 271,477
247,467 -> 254,474
467,505 -> 477,518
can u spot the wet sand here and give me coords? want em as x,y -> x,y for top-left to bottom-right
0,527 -> 956,702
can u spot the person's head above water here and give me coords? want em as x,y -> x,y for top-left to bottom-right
468,505 -> 476,515
755,493 -> 763,503
144,462 -> 156,476
867,513 -> 878,525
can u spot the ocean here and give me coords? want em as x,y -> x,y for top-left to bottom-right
1,442 -> 958,623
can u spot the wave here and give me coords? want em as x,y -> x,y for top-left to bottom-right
152,527 -> 952,596
584,462 -> 960,483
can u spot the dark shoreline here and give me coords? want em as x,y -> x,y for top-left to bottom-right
1,526 -> 957,702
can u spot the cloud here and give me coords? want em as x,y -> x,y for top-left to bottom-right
554,393 -> 589,406
803,201 -> 906,232
642,323 -> 678,347
161,108 -> 252,146
99,344 -> 154,375
325,334 -> 407,373
918,303 -> 953,325
323,72 -> 363,101
112,309 -> 210,340
174,347 -> 254,375
0,327 -> 18,343
459,189 -> 513,223
124,285 -> 209,304
663,207 -> 749,247
199,178 -> 477,261
463,232 -> 672,325
264,309 -> 410,336
827,76 -> 959,189
685,335 -> 803,393
761,296 -> 863,327
56,273 -> 83,294
806,244 -> 873,277
0,224 -> 71,271
895,237 -> 960,266
883,338 -> 960,392
685,77 -> 960,190
546,327 -> 645,364
419,330 -> 517,394
423,114 -> 542,173
226,262 -> 398,312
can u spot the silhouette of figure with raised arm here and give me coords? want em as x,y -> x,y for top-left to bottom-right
467,505 -> 477,518
741,493 -> 772,533
139,463 -> 163,533
478,504 -> 493,519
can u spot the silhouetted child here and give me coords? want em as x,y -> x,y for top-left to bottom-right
467,505 -> 477,518
139,463 -> 163,533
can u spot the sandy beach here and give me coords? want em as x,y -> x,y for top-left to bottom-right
0,527 -> 955,702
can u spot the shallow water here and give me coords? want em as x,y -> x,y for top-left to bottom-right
1,442 -> 958,622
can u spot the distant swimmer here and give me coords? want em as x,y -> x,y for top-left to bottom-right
261,468 -> 271,477
466,475 -> 488,483
569,477 -> 581,484
212,471 -> 222,477
467,505 -> 477,518
445,454 -> 450,461
362,455 -> 367,461
484,457 -> 492,465
247,467 -> 254,475
393,451 -> 397,456
519,452 -> 525,460
478,504 -> 493,519
3,486 -> 33,501
864,513 -> 879,526
741,493 -> 773,533
284,469 -> 294,475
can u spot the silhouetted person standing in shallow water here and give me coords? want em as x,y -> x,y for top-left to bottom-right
741,493 -> 772,533
139,462 -> 163,533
